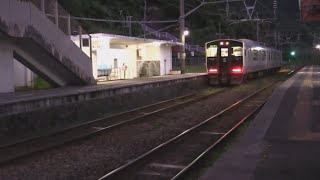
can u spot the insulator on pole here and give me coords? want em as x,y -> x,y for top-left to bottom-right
273,0 -> 277,18
226,2 -> 230,17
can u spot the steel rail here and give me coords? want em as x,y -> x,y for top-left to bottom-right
98,68 -> 299,180
171,98 -> 268,180
0,88 -> 225,165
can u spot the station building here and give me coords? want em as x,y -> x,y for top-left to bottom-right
72,33 -> 180,80
11,33 -> 180,90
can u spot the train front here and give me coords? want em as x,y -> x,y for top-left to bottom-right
206,40 -> 244,85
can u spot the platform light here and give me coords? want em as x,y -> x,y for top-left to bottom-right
184,30 -> 189,36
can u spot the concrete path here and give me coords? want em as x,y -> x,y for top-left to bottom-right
200,66 -> 320,180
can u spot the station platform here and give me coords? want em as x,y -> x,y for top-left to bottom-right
200,66 -> 320,180
0,73 -> 206,115
0,73 -> 207,137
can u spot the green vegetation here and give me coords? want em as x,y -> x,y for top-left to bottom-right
15,77 -> 51,92
33,77 -> 51,89
186,64 -> 207,73
58,0 -> 270,45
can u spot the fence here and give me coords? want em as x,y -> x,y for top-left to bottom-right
172,57 -> 206,73
29,0 -> 92,59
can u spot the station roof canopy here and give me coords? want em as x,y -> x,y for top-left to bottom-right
89,33 -> 182,46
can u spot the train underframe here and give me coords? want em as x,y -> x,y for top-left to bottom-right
208,73 -> 243,85
208,67 -> 280,85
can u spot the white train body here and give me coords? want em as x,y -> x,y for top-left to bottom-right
206,39 -> 282,84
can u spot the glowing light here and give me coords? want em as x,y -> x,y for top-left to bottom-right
209,68 -> 218,73
232,68 -> 242,73
184,30 -> 189,36
316,44 -> 320,49
252,47 -> 264,51
226,42 -> 229,45
220,42 -> 224,45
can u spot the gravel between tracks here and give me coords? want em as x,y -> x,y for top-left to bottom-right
0,74 -> 284,180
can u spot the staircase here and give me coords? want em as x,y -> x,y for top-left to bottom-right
0,0 -> 95,87
141,25 -> 205,54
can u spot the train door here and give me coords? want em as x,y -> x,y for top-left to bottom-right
218,47 -> 231,83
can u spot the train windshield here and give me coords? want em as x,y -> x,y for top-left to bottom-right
206,45 -> 218,57
231,46 -> 243,57
221,48 -> 229,57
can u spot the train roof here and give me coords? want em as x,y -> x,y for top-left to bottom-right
206,39 -> 281,52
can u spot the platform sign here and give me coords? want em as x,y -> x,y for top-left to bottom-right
301,0 -> 320,23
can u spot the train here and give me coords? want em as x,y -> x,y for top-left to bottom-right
205,39 -> 282,85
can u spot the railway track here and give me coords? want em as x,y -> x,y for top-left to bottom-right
0,88 -> 225,165
98,69 -> 297,180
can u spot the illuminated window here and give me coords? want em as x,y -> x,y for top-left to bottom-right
206,45 -> 218,57
221,48 -> 229,57
231,46 -> 243,56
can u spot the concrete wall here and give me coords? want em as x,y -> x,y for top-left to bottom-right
145,44 -> 161,60
0,41 -> 14,93
0,0 -> 95,87
0,75 -> 208,136
13,59 -> 34,87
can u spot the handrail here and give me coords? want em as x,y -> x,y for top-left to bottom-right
141,24 -> 205,54
29,0 -> 92,59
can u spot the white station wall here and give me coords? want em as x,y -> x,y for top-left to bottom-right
74,36 -> 174,80
160,45 -> 173,75
13,59 -> 34,88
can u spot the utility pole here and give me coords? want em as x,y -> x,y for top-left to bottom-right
180,0 -> 186,74
256,21 -> 259,42
274,31 -> 277,49
144,0 -> 147,38
219,23 -> 221,38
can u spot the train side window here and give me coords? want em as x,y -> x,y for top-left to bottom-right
261,51 -> 266,60
231,46 -> 243,56
253,50 -> 258,61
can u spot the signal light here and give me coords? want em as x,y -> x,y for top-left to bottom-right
209,68 -> 218,73
232,67 -> 242,74
290,51 -> 296,56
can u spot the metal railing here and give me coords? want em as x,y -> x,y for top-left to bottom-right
30,0 -> 92,59
141,24 -> 205,54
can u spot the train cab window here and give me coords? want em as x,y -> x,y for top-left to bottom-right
221,48 -> 229,57
231,46 -> 243,57
206,45 -> 218,57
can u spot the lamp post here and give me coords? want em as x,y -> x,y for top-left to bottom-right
179,0 -> 186,74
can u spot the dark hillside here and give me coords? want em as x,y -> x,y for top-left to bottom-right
58,0 -> 310,47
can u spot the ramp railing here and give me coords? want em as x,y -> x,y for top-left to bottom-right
141,24 -> 205,54
0,0 -> 95,85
